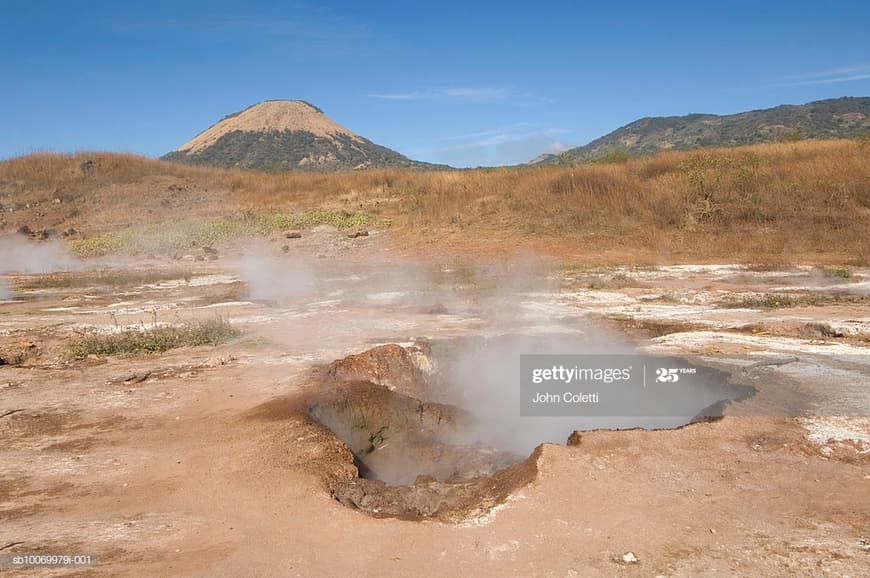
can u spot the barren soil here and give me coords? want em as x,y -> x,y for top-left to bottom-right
1,231 -> 868,576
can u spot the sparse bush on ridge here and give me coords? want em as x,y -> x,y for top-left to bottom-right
592,148 -> 631,164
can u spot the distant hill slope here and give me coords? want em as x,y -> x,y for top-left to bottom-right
162,100 -> 444,172
532,96 -> 870,164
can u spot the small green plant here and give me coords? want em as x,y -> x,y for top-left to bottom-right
727,294 -> 797,309
586,273 -> 640,290
71,317 -> 239,359
822,267 -> 853,279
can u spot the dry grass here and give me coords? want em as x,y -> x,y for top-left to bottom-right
1,139 -> 868,264
70,317 -> 239,359
724,292 -> 870,309
13,268 -> 195,289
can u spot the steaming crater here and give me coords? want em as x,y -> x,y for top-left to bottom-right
271,340 -> 753,522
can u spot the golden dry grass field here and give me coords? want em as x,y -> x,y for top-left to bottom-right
1,138 -> 868,264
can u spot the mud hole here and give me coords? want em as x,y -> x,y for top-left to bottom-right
259,340 -> 753,523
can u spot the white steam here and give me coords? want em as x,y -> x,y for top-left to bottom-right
0,234 -> 78,274
231,246 -> 737,468
236,253 -> 317,302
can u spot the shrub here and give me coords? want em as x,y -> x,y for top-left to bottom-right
71,317 -> 239,358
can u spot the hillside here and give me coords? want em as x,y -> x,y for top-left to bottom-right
533,97 -> 870,164
2,139 -> 868,264
162,100 -> 443,172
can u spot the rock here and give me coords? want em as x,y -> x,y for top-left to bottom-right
124,371 -> 152,384
16,225 -> 32,236
347,230 -> 369,239
566,431 -> 583,446
801,322 -> 844,338
38,228 -> 58,240
613,551 -> 639,565
285,231 -> 302,239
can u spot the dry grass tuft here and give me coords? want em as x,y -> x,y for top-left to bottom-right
70,317 -> 239,359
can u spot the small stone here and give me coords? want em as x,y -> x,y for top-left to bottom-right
614,552 -> 639,565
285,231 -> 302,239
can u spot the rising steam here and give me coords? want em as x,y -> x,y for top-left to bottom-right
0,234 -> 78,274
233,245 -> 740,480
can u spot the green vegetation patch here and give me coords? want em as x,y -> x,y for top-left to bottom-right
725,292 -> 870,309
726,294 -> 797,309
821,267 -> 854,280
68,210 -> 372,257
71,317 -> 239,359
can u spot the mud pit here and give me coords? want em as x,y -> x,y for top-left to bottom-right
292,341 -> 754,522
265,344 -> 535,522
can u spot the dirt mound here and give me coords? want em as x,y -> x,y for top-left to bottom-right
318,343 -> 431,398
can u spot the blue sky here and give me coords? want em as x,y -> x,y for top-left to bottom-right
2,0 -> 869,167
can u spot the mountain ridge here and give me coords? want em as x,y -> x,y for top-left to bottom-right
531,96 -> 870,165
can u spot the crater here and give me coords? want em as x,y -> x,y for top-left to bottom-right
269,338 -> 753,522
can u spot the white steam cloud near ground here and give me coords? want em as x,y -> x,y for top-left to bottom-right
237,253 -> 317,301
231,245 -> 728,468
0,234 -> 78,274
0,234 -> 79,300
